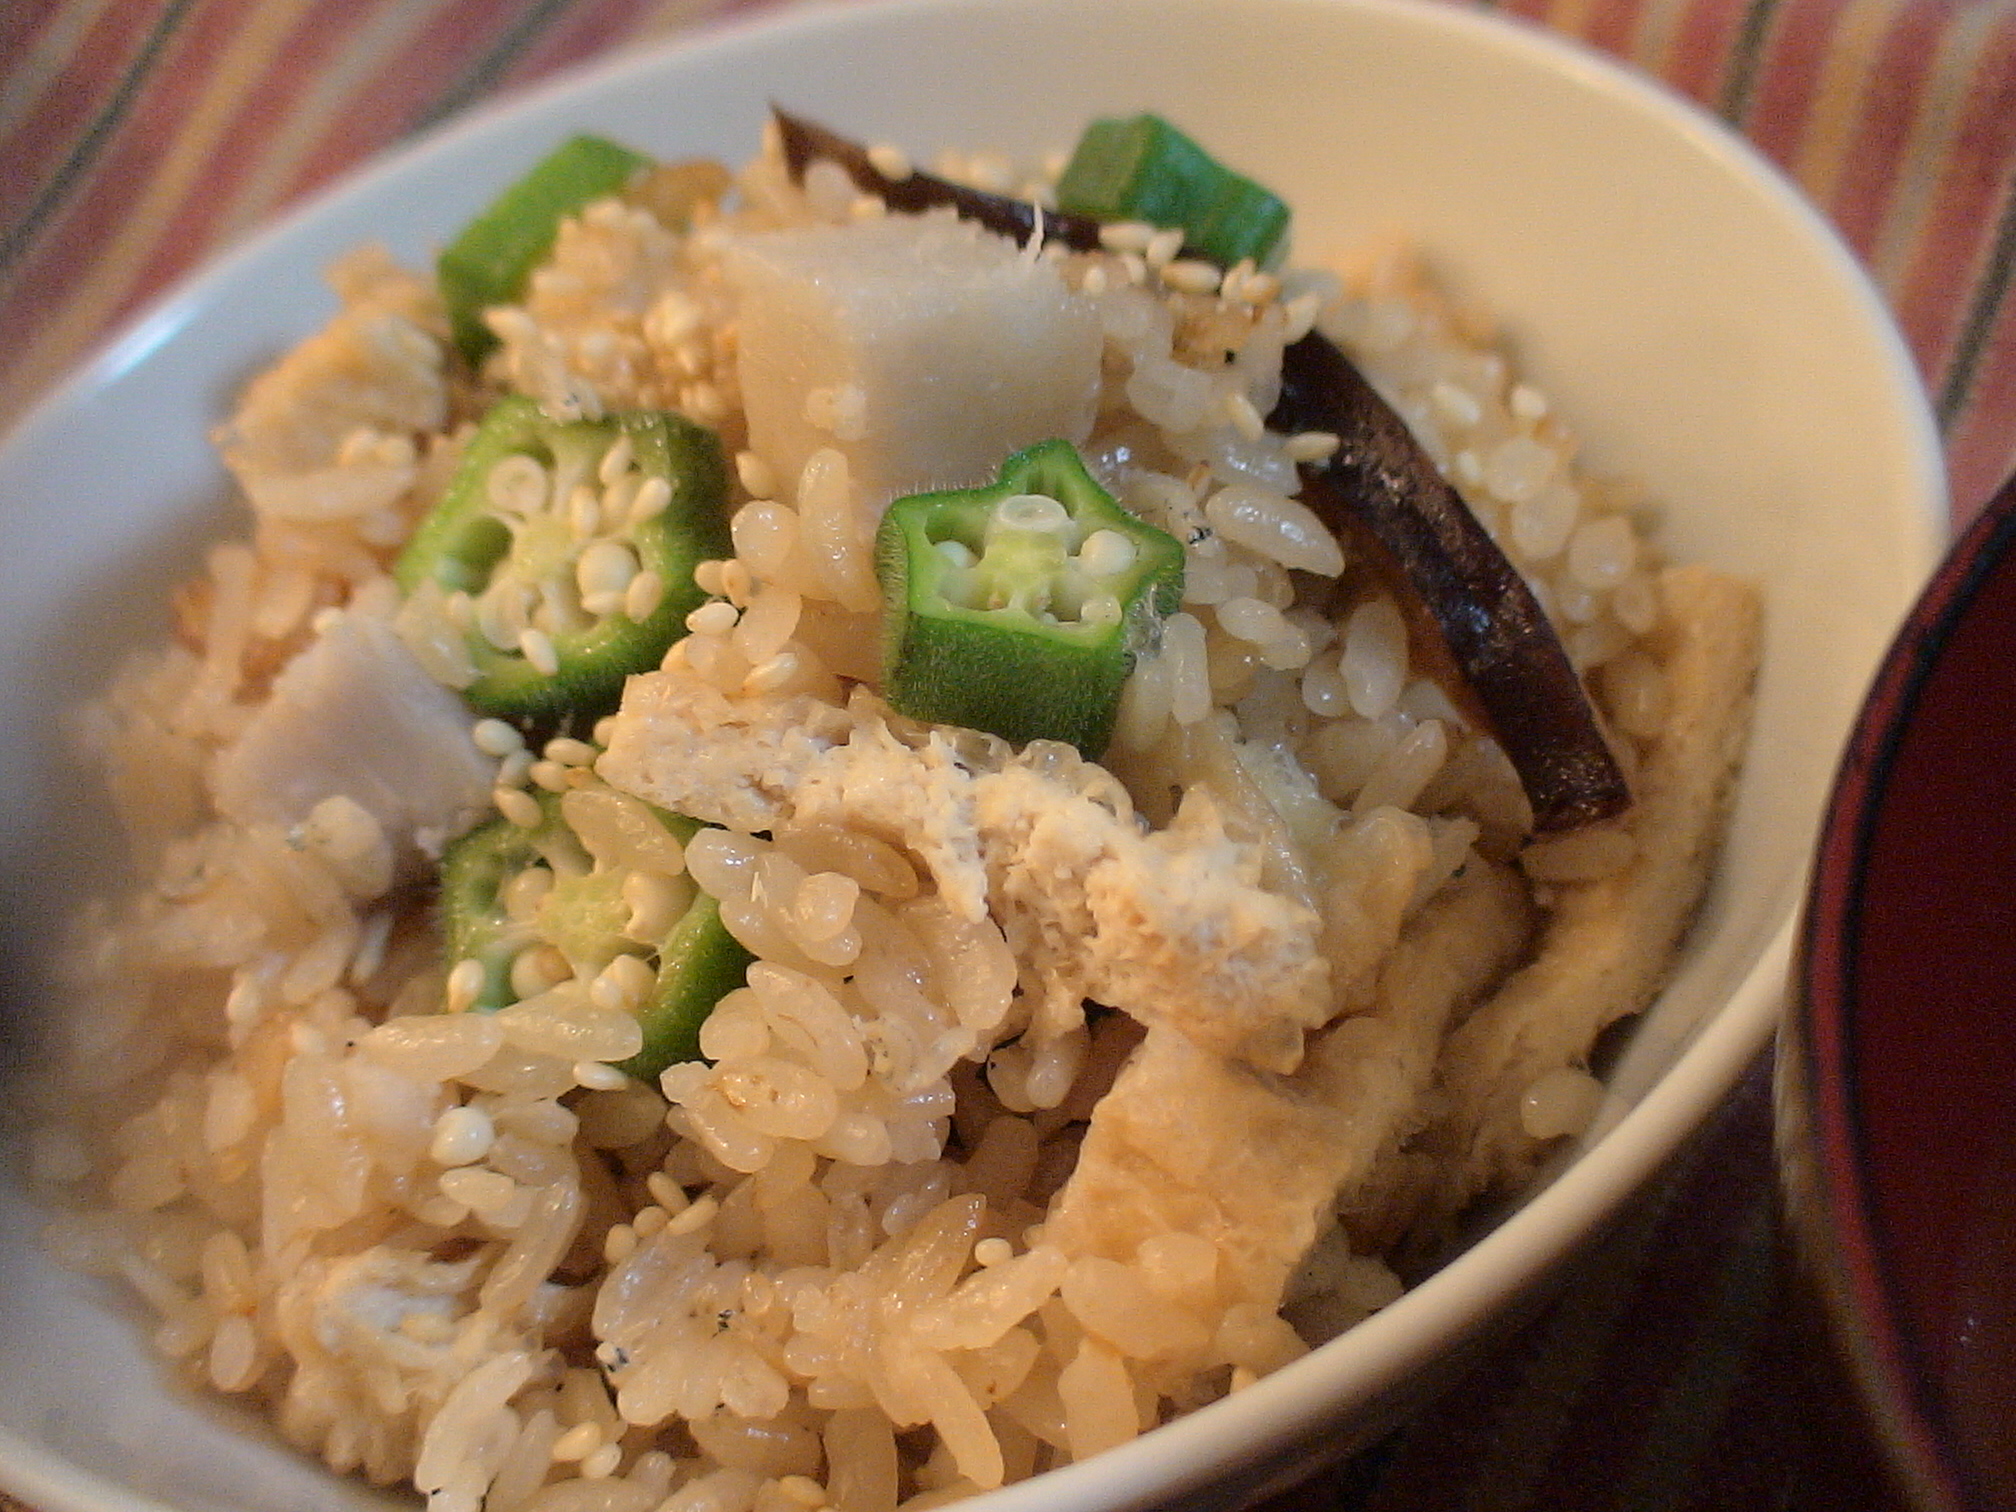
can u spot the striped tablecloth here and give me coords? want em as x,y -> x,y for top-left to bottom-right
3,0 -> 2011,1508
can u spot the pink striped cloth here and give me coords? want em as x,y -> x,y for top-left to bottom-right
1,1 -> 2009,1509
4,0 -> 2012,522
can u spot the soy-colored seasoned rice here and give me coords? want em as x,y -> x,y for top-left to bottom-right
30,118 -> 1759,1512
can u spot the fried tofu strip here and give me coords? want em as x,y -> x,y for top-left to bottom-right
1039,858 -> 1532,1339
1405,562 -> 1763,1225
598,672 -> 1332,1068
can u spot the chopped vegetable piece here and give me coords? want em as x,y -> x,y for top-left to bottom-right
394,394 -> 729,726
439,792 -> 752,1079
438,134 -> 652,364
875,438 -> 1184,757
1055,113 -> 1291,268
1268,332 -> 1631,832
720,214 -> 1103,512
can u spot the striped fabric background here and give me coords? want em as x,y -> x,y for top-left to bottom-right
3,0 -> 2012,521
1,0 -> 2010,1508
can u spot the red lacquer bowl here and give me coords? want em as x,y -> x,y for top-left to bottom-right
1783,470 -> 2016,1512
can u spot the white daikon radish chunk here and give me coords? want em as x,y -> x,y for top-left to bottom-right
722,213 -> 1102,517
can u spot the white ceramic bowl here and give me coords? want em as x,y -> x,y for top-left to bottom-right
0,0 -> 1945,1508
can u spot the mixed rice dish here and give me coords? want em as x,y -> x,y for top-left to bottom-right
27,111 -> 1761,1511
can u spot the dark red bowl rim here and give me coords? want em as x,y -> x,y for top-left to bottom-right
1793,471 -> 2016,1512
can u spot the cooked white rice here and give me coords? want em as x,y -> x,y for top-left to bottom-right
29,119 -> 1755,1511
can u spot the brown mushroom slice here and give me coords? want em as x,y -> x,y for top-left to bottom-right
1269,331 -> 1631,832
774,108 -> 1115,255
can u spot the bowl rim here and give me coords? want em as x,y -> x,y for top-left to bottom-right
1788,472 -> 2016,1512
0,0 -> 1949,1508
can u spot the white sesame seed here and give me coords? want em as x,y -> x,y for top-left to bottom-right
1224,391 -> 1267,442
974,1237 -> 1014,1267
735,450 -> 778,499
496,749 -> 535,789
602,1223 -> 638,1264
579,1444 -> 623,1480
742,650 -> 802,697
1510,382 -> 1550,422
686,599 -> 739,636
429,1105 -> 495,1166
646,1172 -> 688,1211
1285,430 -> 1341,462
1161,258 -> 1222,295
665,1193 -> 719,1235
1098,220 -> 1156,253
866,142 -> 913,181
1145,227 -> 1184,267
573,1060 -> 630,1091
1118,251 -> 1148,286
445,958 -> 487,1013
528,759 -> 571,793
1079,263 -> 1110,296
551,1421 -> 605,1463
1282,291 -> 1323,342
439,1166 -> 519,1216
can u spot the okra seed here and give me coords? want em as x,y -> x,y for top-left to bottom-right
487,454 -> 548,517
620,875 -> 686,944
477,596 -> 523,653
600,472 -> 639,525
510,944 -> 572,998
994,493 -> 1071,536
518,628 -> 561,677
501,865 -> 554,921
567,484 -> 601,539
630,476 -> 673,525
934,539 -> 977,569
1076,529 -> 1138,578
495,786 -> 544,828
577,539 -> 640,602
1081,594 -> 1123,627
597,434 -> 636,488
625,571 -> 666,621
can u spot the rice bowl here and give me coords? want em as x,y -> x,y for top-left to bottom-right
0,2 -> 1945,1511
